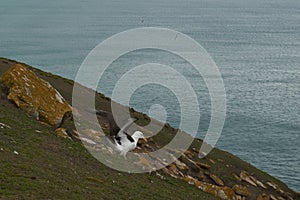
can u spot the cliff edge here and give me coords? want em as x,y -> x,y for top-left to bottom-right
0,58 -> 299,200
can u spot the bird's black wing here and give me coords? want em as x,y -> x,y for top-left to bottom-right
114,131 -> 134,145
114,117 -> 138,144
87,109 -> 138,139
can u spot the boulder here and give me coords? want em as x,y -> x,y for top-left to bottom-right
182,176 -> 237,200
240,171 -> 257,187
250,175 -> 267,189
232,173 -> 242,182
55,128 -> 71,139
257,194 -> 270,200
232,184 -> 250,197
209,174 -> 225,186
266,182 -> 277,190
270,195 -> 278,200
174,159 -> 189,170
1,64 -> 71,126
196,162 -> 211,169
168,163 -> 184,177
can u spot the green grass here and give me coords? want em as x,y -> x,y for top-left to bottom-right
1,57 -> 299,200
0,99 -> 216,199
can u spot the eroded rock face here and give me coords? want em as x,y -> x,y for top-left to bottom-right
1,64 -> 71,126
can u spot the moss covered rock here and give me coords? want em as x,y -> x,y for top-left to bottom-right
1,64 -> 71,126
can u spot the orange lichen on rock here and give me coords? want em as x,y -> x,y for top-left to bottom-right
55,127 -> 70,139
1,64 -> 71,126
181,176 -> 237,200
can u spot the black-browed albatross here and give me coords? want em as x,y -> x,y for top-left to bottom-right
90,109 -> 145,158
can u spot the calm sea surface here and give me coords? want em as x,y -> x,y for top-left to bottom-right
0,0 -> 299,190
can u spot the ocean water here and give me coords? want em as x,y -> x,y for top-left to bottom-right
0,0 -> 299,191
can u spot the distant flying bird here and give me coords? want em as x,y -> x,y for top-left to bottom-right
91,109 -> 145,158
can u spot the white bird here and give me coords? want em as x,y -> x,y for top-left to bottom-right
90,109 -> 145,158
113,130 -> 144,158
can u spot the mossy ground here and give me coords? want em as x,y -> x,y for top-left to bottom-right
0,91 -> 215,199
0,57 -> 298,200
0,58 -> 216,199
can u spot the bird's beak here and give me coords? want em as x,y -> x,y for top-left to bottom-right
138,137 -> 148,145
142,137 -> 148,143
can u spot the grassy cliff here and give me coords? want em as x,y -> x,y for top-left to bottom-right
0,58 -> 299,200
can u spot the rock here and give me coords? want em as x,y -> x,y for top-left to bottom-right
13,150 -> 19,155
209,158 -> 215,164
257,194 -> 270,200
184,150 -> 194,159
182,175 -> 197,185
198,182 -> 236,200
249,175 -> 267,189
80,137 -> 97,145
55,128 -> 70,139
161,167 -> 170,175
218,187 -> 236,200
236,195 -> 245,200
266,182 -> 287,197
174,159 -> 189,170
232,184 -> 250,197
0,122 -> 11,129
83,129 -> 105,143
155,172 -> 165,180
232,173 -> 242,182
209,174 -> 225,187
266,182 -> 277,190
240,171 -> 257,187
196,162 -> 211,169
168,164 -> 184,177
182,176 -> 237,200
192,147 -> 199,153
195,171 -> 205,181
1,64 -> 71,126
179,154 -> 200,170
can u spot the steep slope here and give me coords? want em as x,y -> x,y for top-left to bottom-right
0,58 -> 299,200
0,93 -> 215,199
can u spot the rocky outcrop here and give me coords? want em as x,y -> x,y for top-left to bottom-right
232,185 -> 250,197
240,170 -> 257,187
82,125 -> 298,200
55,127 -> 71,139
182,176 -> 237,200
1,58 -> 299,200
210,173 -> 225,186
0,64 -> 71,126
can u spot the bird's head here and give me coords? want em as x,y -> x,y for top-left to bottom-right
133,131 -> 148,144
132,131 -> 144,140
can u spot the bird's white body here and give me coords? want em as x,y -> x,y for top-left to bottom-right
90,109 -> 145,159
113,131 -> 144,158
